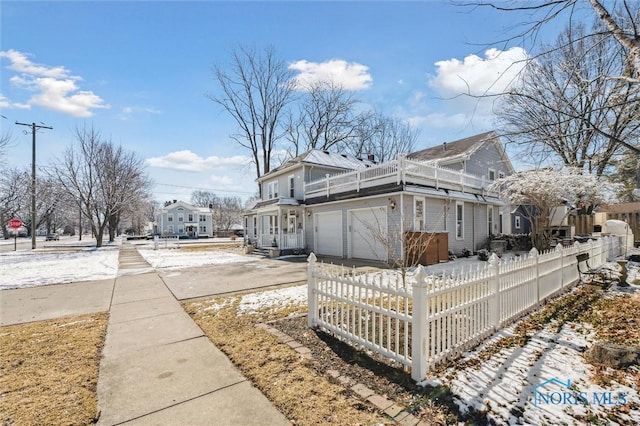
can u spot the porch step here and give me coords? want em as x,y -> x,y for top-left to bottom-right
252,247 -> 270,257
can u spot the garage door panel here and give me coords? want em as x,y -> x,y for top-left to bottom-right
315,212 -> 342,257
350,208 -> 387,261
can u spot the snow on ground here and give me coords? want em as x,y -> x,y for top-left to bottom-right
0,247 -> 119,289
447,322 -> 639,425
137,248 -> 255,269
238,284 -> 307,315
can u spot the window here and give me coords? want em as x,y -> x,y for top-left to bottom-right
199,215 -> 206,222
188,213 -> 193,222
488,206 -> 494,236
178,214 -> 184,222
200,226 -> 207,233
168,225 -> 173,233
269,215 -> 279,235
456,202 -> 464,239
253,217 -> 257,238
289,175 -> 295,198
168,214 -> 173,222
267,181 -> 279,199
414,198 -> 424,231
488,169 -> 496,181
515,215 -> 521,230
498,171 -> 505,179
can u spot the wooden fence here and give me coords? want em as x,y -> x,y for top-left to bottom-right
307,236 -> 622,381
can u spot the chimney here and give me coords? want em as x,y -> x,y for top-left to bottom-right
209,203 -> 213,209
367,153 -> 375,162
443,142 -> 447,151
173,199 -> 177,204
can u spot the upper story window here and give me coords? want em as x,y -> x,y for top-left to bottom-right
488,169 -> 496,181
267,181 -> 279,199
498,171 -> 505,179
168,214 -> 173,222
199,215 -> 207,222
178,214 -> 184,222
188,213 -> 193,222
289,175 -> 295,198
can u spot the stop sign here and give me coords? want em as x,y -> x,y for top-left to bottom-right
9,218 -> 22,229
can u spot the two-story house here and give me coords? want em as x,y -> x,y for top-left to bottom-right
155,200 -> 214,238
245,131 -> 515,263
244,150 -> 374,250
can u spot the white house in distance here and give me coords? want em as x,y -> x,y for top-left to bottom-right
155,200 -> 214,238
244,131 -> 515,264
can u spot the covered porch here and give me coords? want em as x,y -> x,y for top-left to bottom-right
249,199 -> 305,251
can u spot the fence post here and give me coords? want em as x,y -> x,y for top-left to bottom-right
411,265 -> 428,382
529,247 -> 539,304
488,253 -> 500,330
557,244 -> 564,292
307,252 -> 318,328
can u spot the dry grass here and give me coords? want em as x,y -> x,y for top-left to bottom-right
183,297 -> 388,425
0,313 -> 108,425
178,242 -> 243,253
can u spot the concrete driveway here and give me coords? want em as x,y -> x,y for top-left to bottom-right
158,257 -> 308,300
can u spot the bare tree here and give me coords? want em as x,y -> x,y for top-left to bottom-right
0,168 -> 29,239
208,45 -> 296,193
285,80 -> 371,155
348,112 -> 419,163
52,126 -> 151,247
190,190 -> 242,231
497,21 -> 640,175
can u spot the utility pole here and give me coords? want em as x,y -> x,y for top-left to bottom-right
16,121 -> 53,250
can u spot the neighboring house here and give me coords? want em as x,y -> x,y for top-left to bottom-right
245,131 -> 515,263
155,200 -> 214,238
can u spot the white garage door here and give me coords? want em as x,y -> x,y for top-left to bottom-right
349,207 -> 387,261
314,211 -> 343,257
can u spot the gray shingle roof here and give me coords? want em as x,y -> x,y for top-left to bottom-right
408,131 -> 498,162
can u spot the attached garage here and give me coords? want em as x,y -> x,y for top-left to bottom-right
314,211 -> 343,257
349,207 -> 388,261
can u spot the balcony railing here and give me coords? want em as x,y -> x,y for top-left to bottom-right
258,233 -> 304,250
304,156 -> 494,200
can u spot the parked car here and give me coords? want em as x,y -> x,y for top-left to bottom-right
45,233 -> 59,241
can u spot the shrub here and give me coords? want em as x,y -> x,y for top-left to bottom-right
477,249 -> 490,261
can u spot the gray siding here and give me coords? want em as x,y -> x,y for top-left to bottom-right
464,142 -> 511,183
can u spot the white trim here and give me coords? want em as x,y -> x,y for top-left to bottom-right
488,168 -> 496,181
288,174 -> 295,198
487,205 -> 494,236
413,196 -> 425,231
515,215 -> 521,230
456,201 -> 464,240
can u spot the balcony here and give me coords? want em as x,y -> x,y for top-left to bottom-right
304,156 -> 493,200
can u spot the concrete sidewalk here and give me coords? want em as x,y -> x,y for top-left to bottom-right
97,244 -> 288,425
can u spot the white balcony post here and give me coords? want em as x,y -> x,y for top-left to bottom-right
325,173 -> 330,197
411,265 -> 428,381
356,170 -> 361,192
307,252 -> 318,328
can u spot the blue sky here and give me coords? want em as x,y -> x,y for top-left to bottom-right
1,1 -> 570,203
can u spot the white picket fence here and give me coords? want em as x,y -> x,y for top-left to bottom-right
307,236 -> 622,381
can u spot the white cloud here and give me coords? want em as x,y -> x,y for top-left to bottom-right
289,59 -> 372,91
429,47 -> 529,97
209,175 -> 234,186
119,105 -> 162,120
0,94 -> 30,110
146,150 -> 250,172
0,49 -> 109,117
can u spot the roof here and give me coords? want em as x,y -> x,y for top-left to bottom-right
408,131 -> 498,162
160,200 -> 211,213
259,149 -> 373,181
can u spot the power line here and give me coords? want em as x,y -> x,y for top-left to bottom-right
153,182 -> 256,195
15,121 -> 53,250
